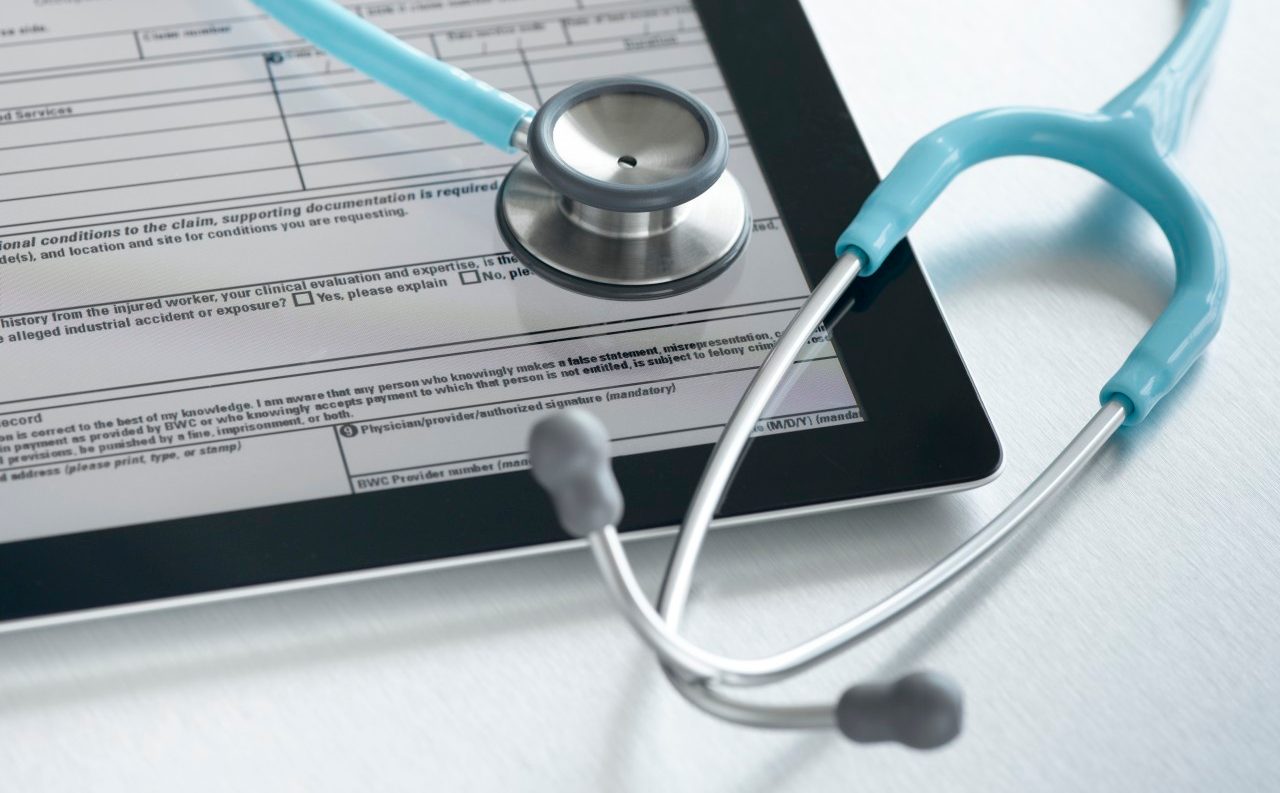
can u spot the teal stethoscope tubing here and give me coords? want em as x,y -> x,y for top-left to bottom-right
253,0 -> 534,151
838,0 -> 1229,424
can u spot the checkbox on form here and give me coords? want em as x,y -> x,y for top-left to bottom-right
459,270 -> 481,285
292,291 -> 314,306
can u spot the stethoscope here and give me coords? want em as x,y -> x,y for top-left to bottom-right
256,0 -> 1230,748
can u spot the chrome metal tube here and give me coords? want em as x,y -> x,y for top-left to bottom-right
658,251 -> 864,623
510,115 -> 532,152
656,401 -> 1127,727
662,665 -> 836,730
593,391 -> 1125,685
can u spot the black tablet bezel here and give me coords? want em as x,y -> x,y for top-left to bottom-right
0,0 -> 1000,625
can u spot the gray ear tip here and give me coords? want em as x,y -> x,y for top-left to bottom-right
527,409 -> 624,538
528,409 -> 609,483
835,671 -> 963,750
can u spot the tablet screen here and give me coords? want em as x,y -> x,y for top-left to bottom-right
0,0 -> 861,544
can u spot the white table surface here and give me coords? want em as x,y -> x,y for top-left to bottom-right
3,1 -> 1278,790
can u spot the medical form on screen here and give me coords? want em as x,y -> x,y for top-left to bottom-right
0,0 -> 861,542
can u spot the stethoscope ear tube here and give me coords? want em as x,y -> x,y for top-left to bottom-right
529,0 -> 1229,747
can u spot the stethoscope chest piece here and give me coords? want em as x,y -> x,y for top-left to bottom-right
498,78 -> 751,299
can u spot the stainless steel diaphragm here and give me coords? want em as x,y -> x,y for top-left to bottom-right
497,78 -> 751,299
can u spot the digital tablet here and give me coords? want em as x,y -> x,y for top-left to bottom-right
0,0 -> 1000,629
